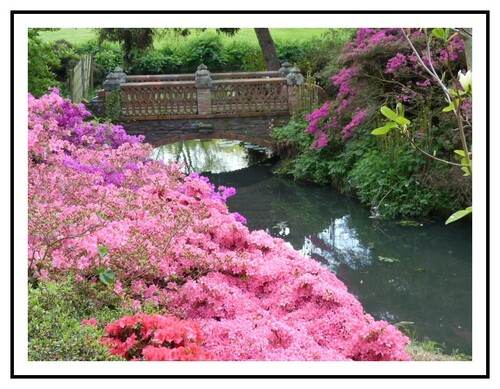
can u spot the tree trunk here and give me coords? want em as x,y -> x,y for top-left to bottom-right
254,28 -> 281,70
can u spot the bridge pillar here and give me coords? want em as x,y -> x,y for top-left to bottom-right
195,64 -> 213,115
286,67 -> 305,114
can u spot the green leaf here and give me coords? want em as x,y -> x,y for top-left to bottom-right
380,106 -> 399,121
395,102 -> 405,117
432,28 -> 446,39
99,269 -> 115,286
371,122 -> 398,135
442,102 -> 455,112
454,149 -> 466,157
394,116 -> 411,126
448,88 -> 466,97
445,206 -> 472,225
98,244 -> 109,258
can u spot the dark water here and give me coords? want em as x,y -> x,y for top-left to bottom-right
152,139 -> 473,355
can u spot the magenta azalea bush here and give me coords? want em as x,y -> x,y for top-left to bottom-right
28,89 -> 410,361
305,28 -> 467,149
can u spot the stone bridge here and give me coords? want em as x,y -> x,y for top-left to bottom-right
89,63 -> 327,148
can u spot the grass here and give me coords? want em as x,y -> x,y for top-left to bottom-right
406,340 -> 472,361
38,28 -> 331,47
38,28 -> 98,45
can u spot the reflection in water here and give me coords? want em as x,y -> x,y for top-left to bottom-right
151,139 -> 273,173
300,216 -> 372,272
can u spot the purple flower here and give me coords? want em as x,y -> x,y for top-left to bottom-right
386,53 -> 407,74
313,131 -> 329,149
231,212 -> 247,225
341,108 -> 367,140
104,171 -> 125,186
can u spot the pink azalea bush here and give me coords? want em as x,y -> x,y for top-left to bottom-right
28,90 -> 411,361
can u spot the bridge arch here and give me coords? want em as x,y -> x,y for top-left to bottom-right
151,132 -> 275,150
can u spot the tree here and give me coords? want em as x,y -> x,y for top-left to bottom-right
95,28 -> 155,71
254,28 -> 281,70
28,29 -> 61,97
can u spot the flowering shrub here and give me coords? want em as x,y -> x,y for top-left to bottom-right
101,314 -> 213,361
28,90 -> 411,361
304,28 -> 467,148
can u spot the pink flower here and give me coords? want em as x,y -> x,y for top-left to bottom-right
29,91 -> 411,361
81,318 -> 98,327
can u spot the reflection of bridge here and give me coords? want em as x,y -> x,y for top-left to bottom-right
89,64 -> 327,148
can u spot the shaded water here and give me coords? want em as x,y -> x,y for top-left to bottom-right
152,139 -> 472,355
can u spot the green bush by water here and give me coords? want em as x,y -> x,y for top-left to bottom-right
271,115 -> 460,220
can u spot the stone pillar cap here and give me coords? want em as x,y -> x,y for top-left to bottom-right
286,67 -> 304,85
103,72 -> 122,90
279,62 -> 292,77
195,64 -> 212,87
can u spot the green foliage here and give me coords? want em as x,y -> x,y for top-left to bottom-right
129,46 -> 180,74
77,40 -> 123,75
95,28 -> 155,71
28,276 -> 127,361
37,28 -> 354,86
347,149 -> 452,219
28,29 -> 61,97
275,39 -> 312,66
224,40 -> 265,71
105,90 -> 122,122
181,33 -> 227,71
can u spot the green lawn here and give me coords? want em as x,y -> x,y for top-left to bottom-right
38,28 -> 98,45
38,28 -> 331,47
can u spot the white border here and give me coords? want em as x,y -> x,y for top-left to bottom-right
9,9 -> 491,380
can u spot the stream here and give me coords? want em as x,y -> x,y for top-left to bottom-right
152,138 -> 473,355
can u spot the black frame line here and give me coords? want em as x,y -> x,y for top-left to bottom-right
11,9 -> 490,379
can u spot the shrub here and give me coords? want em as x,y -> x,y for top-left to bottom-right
28,90 -> 411,361
28,278 -> 125,361
275,39 -> 312,67
273,28 -> 470,219
305,28 -> 467,148
101,314 -> 213,361
347,149 -> 453,219
128,46 -> 183,75
224,40 -> 265,71
180,33 -> 227,71
77,40 -> 124,75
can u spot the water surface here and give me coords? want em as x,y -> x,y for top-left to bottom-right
152,139 -> 473,355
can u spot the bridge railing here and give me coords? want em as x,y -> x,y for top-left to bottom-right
91,63 -> 327,121
210,78 -> 289,115
121,81 -> 198,117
